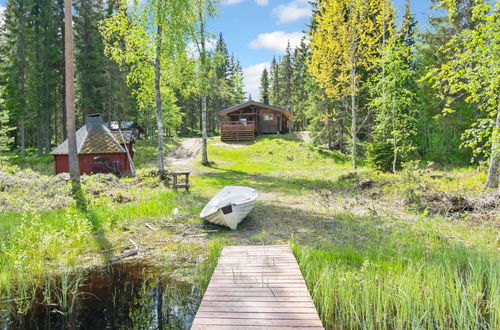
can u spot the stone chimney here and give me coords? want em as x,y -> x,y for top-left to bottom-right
263,95 -> 269,105
85,113 -> 103,131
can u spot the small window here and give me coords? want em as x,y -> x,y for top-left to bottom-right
264,114 -> 274,121
94,156 -> 109,163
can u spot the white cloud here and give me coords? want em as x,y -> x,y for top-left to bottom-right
0,6 -> 5,24
249,31 -> 304,52
223,0 -> 268,6
243,62 -> 270,100
272,0 -> 312,24
186,38 -> 217,59
223,0 -> 245,5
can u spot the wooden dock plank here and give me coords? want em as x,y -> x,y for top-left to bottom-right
191,245 -> 323,329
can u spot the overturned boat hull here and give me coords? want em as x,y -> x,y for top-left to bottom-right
200,186 -> 258,230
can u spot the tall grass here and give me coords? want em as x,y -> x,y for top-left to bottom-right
292,240 -> 500,329
196,237 -> 226,293
0,189 -> 194,312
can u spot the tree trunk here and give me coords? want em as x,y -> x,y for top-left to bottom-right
350,66 -> 357,170
392,103 -> 397,173
486,104 -> 500,189
155,25 -> 165,172
199,7 -> 209,166
64,0 -> 81,190
201,96 -> 208,165
20,120 -> 26,159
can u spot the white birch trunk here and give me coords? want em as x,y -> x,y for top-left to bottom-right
486,104 -> 500,189
155,25 -> 164,172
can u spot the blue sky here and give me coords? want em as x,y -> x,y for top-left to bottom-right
0,0 -> 440,99
208,0 -> 440,99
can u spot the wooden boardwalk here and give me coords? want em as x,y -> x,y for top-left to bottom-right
191,245 -> 324,329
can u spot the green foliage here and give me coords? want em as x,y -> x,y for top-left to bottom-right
369,36 -> 420,172
259,67 -> 269,102
366,138 -> 395,171
0,100 -> 14,154
428,2 -> 500,165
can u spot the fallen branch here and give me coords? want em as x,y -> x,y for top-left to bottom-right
186,233 -> 208,238
0,297 -> 30,304
110,239 -> 139,263
145,223 -> 158,231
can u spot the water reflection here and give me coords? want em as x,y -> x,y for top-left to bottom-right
4,263 -> 200,329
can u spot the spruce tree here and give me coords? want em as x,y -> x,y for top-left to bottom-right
74,0 -> 108,119
259,68 -> 269,102
269,56 -> 281,106
291,38 -> 310,130
281,42 -> 293,108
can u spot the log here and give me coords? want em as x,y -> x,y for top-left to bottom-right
110,239 -> 139,263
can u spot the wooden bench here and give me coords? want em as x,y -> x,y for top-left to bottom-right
171,171 -> 190,191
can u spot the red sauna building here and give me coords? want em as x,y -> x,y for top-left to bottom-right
51,114 -> 135,176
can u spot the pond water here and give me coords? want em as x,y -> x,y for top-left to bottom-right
3,263 -> 201,330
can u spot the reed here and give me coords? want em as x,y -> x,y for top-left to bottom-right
292,240 -> 500,329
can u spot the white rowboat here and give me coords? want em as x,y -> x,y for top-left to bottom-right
200,186 -> 258,230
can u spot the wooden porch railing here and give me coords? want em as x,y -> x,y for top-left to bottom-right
220,121 -> 255,141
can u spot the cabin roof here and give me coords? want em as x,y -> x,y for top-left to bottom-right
219,101 -> 292,119
111,131 -> 134,144
51,115 -> 129,155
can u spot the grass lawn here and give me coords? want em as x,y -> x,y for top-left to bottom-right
1,134 -> 499,328
191,135 -> 499,329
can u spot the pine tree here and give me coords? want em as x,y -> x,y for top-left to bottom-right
64,0 -> 81,190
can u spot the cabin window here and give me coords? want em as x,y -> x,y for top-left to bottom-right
240,118 -> 247,125
264,114 -> 273,121
94,156 -> 109,164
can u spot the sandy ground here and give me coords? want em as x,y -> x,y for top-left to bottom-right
165,138 -> 202,169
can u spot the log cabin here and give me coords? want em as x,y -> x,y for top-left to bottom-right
219,100 -> 292,141
50,114 -> 135,176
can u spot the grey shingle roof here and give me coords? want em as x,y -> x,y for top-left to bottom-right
51,124 -> 127,155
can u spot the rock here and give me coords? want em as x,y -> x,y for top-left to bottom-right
358,179 -> 377,190
426,161 -> 443,170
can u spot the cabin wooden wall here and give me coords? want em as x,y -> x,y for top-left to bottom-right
54,153 -> 130,175
259,109 -> 279,134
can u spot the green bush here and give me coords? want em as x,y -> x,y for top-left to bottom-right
367,139 -> 395,172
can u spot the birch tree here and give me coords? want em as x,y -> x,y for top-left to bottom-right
429,1 -> 500,188
191,0 -> 218,166
102,0 -> 194,172
309,0 -> 394,169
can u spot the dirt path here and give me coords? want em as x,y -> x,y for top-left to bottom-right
165,138 -> 202,169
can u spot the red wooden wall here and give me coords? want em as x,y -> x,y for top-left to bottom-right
54,153 -> 131,175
